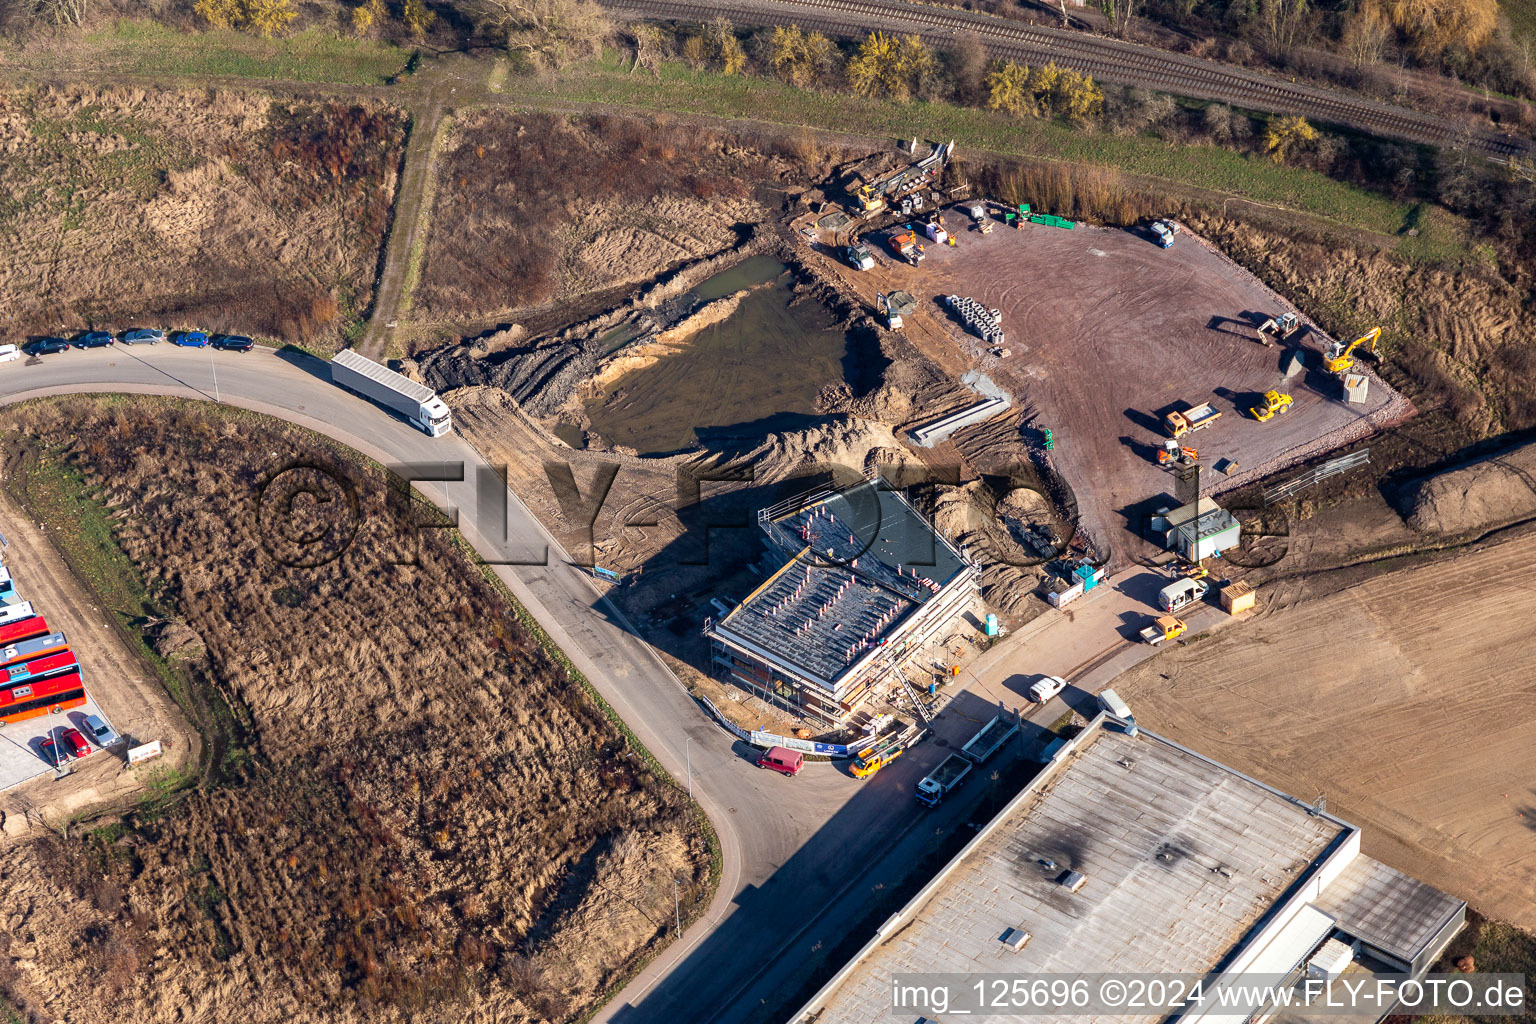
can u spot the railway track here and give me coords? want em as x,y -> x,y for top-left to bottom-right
606,0 -> 1533,158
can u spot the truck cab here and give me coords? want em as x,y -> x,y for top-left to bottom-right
420,396 -> 453,437
843,245 -> 875,271
1138,615 -> 1186,645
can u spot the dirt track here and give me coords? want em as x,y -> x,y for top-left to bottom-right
885,216 -> 1409,563
1112,530 -> 1536,930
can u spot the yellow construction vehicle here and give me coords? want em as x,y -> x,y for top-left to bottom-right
1249,390 -> 1293,421
851,735 -> 906,779
1323,327 -> 1381,374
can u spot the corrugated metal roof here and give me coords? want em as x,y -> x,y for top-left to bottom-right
1311,856 -> 1466,963
332,349 -> 436,405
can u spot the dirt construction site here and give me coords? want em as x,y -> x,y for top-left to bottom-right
805,206 -> 1412,564
1112,527 -> 1536,932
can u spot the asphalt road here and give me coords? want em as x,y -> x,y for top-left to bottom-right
0,345 -> 953,1023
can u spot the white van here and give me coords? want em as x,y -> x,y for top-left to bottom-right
1158,578 -> 1209,613
0,344 -> 19,363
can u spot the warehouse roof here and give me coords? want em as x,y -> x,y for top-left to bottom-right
796,720 -> 1352,1023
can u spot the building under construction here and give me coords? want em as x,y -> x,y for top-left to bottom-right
705,479 -> 978,724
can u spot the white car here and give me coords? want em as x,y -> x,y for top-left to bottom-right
0,344 -> 18,363
1029,675 -> 1068,703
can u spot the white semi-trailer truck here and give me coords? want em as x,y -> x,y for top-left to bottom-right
330,349 -> 452,437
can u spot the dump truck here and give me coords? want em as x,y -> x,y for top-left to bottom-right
960,714 -> 1018,762
1164,403 -> 1221,438
851,733 -> 906,779
843,244 -> 875,271
915,753 -> 973,807
1138,615 -> 1186,646
890,231 -> 924,264
330,350 -> 452,437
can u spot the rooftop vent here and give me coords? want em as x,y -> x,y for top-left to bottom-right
1058,870 -> 1087,893
1212,864 -> 1235,879
1038,858 -> 1056,870
1117,757 -> 1136,770
1000,927 -> 1032,951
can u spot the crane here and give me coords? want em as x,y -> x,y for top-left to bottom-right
1324,327 -> 1381,374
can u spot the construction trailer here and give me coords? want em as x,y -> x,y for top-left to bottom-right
704,479 -> 978,725
1154,497 -> 1241,562
854,141 -> 955,214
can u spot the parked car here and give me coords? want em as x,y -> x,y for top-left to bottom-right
73,330 -> 114,349
0,344 -> 19,363
119,327 -> 164,345
170,330 -> 209,347
60,727 -> 91,758
756,746 -> 804,777
39,736 -> 63,766
1028,675 -> 1069,703
83,714 -> 113,745
23,337 -> 69,356
211,334 -> 254,352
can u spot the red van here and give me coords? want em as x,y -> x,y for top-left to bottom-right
757,746 -> 804,776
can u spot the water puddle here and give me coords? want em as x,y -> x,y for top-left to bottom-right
584,261 -> 853,455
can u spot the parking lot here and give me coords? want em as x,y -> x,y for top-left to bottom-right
0,698 -> 119,791
0,481 -> 196,813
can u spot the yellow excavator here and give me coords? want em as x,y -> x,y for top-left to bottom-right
1324,327 -> 1381,374
1249,390 -> 1293,421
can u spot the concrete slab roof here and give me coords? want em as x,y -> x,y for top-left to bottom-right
711,482 -> 969,690
800,721 -> 1350,1023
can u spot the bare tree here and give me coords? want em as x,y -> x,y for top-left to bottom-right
451,0 -> 612,70
948,31 -> 987,105
1256,0 -> 1311,59
34,0 -> 89,26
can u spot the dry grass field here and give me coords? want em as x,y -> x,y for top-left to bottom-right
0,85 -> 404,354
413,111 -> 840,329
0,397 -> 708,1023
1114,529 -> 1536,931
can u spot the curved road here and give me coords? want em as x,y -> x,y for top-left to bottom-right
0,345 -> 939,1024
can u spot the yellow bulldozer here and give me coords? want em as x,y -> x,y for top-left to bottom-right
1324,327 -> 1381,374
1249,390 -> 1293,421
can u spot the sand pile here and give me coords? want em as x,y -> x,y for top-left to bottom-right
1405,440 -> 1536,535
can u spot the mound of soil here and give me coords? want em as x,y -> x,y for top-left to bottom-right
1404,440 -> 1536,534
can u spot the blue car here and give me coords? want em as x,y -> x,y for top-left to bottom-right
171,330 -> 209,348
73,331 -> 114,349
24,337 -> 70,356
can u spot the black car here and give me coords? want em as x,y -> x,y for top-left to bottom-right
24,337 -> 70,355
73,331 -> 114,349
210,334 -> 254,352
